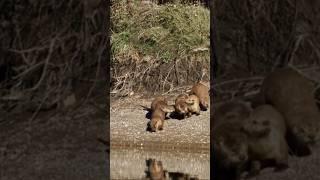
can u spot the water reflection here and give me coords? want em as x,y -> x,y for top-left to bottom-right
110,148 -> 209,179
145,158 -> 199,180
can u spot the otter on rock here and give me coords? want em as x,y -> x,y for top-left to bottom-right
260,67 -> 320,156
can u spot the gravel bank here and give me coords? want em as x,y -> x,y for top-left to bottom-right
110,95 -> 210,151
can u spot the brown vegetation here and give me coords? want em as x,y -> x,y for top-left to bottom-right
212,0 -> 320,104
111,0 -> 209,97
0,0 -> 107,119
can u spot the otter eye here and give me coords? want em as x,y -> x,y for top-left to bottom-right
253,120 -> 257,125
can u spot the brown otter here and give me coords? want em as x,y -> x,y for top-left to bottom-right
242,105 -> 289,176
145,159 -> 200,180
260,67 -> 320,156
213,120 -> 249,180
189,81 -> 209,111
174,94 -> 190,119
213,100 -> 252,179
149,96 -> 175,132
151,96 -> 168,111
186,94 -> 201,116
146,159 -> 167,180
214,100 -> 252,128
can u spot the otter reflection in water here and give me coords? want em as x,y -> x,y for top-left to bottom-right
145,158 -> 199,180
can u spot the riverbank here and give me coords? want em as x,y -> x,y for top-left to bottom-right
110,94 -> 210,152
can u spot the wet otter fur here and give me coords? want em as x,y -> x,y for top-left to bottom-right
260,67 -> 320,156
242,105 -> 289,176
186,94 -> 201,116
189,81 -> 209,111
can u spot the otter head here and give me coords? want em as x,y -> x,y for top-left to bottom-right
292,119 -> 320,144
151,160 -> 163,173
185,98 -> 195,106
146,159 -> 165,179
176,103 -> 189,114
242,117 -> 271,137
215,135 -> 248,168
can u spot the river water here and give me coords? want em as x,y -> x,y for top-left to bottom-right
110,148 -> 210,180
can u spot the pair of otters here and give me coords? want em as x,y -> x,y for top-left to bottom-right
213,67 -> 320,180
148,81 -> 209,132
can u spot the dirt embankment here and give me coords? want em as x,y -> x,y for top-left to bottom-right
111,1 -> 210,97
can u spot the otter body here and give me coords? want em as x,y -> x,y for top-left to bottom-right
213,101 -> 252,179
189,81 -> 209,111
151,96 -> 168,111
243,105 -> 289,175
213,120 -> 249,180
260,68 -> 320,155
149,96 -> 174,132
186,94 -> 201,116
174,94 -> 190,119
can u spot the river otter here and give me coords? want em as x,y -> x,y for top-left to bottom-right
151,96 -> 168,111
242,105 -> 289,176
260,67 -> 320,156
189,81 -> 209,111
174,94 -> 190,119
213,100 -> 252,179
213,120 -> 249,180
148,96 -> 175,132
146,159 -> 167,180
214,100 -> 252,128
186,94 -> 201,116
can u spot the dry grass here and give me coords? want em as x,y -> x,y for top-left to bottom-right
111,0 -> 210,96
